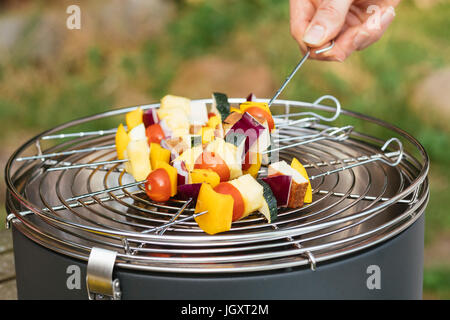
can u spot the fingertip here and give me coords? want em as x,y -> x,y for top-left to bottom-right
353,30 -> 371,51
290,30 -> 308,55
380,7 -> 396,27
303,0 -> 353,47
322,50 -> 347,62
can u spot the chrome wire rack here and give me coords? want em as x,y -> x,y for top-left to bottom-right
5,97 -> 429,274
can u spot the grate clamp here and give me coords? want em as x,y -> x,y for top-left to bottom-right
86,247 -> 121,300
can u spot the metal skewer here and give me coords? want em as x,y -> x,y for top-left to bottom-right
301,151 -> 402,169
156,198 -> 193,236
309,138 -> 404,180
128,217 -> 202,254
16,144 -> 116,162
273,95 -> 341,128
62,137 -> 401,206
265,125 -> 353,154
129,198 -> 195,255
268,42 -> 335,107
65,180 -> 145,202
38,125 -> 352,173
274,125 -> 352,143
7,138 -> 406,233
42,128 -> 120,140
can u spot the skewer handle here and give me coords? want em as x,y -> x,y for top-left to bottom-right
268,41 -> 335,107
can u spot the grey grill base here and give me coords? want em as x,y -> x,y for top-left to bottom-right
12,214 -> 424,300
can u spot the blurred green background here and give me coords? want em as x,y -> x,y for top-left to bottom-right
0,0 -> 449,299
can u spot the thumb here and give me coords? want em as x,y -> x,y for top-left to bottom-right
303,0 -> 353,47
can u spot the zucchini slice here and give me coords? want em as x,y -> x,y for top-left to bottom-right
257,179 -> 278,223
186,134 -> 202,148
225,131 -> 247,159
212,92 -> 231,121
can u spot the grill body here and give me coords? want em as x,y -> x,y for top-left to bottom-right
12,214 -> 424,299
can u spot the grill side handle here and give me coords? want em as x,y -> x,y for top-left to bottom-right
86,247 -> 121,300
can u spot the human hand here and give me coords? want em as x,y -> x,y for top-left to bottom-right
290,0 -> 400,61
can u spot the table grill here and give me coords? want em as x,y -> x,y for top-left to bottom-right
5,97 -> 429,300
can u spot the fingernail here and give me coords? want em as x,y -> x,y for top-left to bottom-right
303,24 -> 326,46
353,30 -> 370,50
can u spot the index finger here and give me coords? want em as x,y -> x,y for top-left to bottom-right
290,0 -> 316,54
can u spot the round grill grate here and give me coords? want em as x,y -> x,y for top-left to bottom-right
5,98 -> 429,273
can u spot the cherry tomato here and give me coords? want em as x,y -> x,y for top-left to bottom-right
194,151 -> 230,182
214,182 -> 245,221
146,124 -> 165,144
245,107 -> 274,131
208,112 -> 216,119
145,168 -> 171,202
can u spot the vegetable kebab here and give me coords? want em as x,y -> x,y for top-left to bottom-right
115,93 -> 312,234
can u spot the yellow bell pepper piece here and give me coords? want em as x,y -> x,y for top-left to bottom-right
154,160 -> 178,197
243,153 -> 262,178
291,157 -> 312,203
195,183 -> 234,235
115,123 -> 130,160
230,107 -> 242,114
201,126 -> 215,144
126,108 -> 143,131
207,115 -> 221,129
150,143 -> 171,169
189,169 -> 220,188
239,101 -> 271,114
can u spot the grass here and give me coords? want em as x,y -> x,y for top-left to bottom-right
423,267 -> 450,299
425,165 -> 450,244
0,0 -> 449,298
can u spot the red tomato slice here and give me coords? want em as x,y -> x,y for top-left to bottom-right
244,106 -> 274,131
214,182 -> 245,221
145,124 -> 165,144
194,151 -> 230,182
242,151 -> 252,171
145,168 -> 171,202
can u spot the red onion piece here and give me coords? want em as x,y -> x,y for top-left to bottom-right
246,93 -> 256,101
143,108 -> 159,127
177,183 -> 202,201
261,175 -> 292,207
173,160 -> 189,185
225,112 -> 266,156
